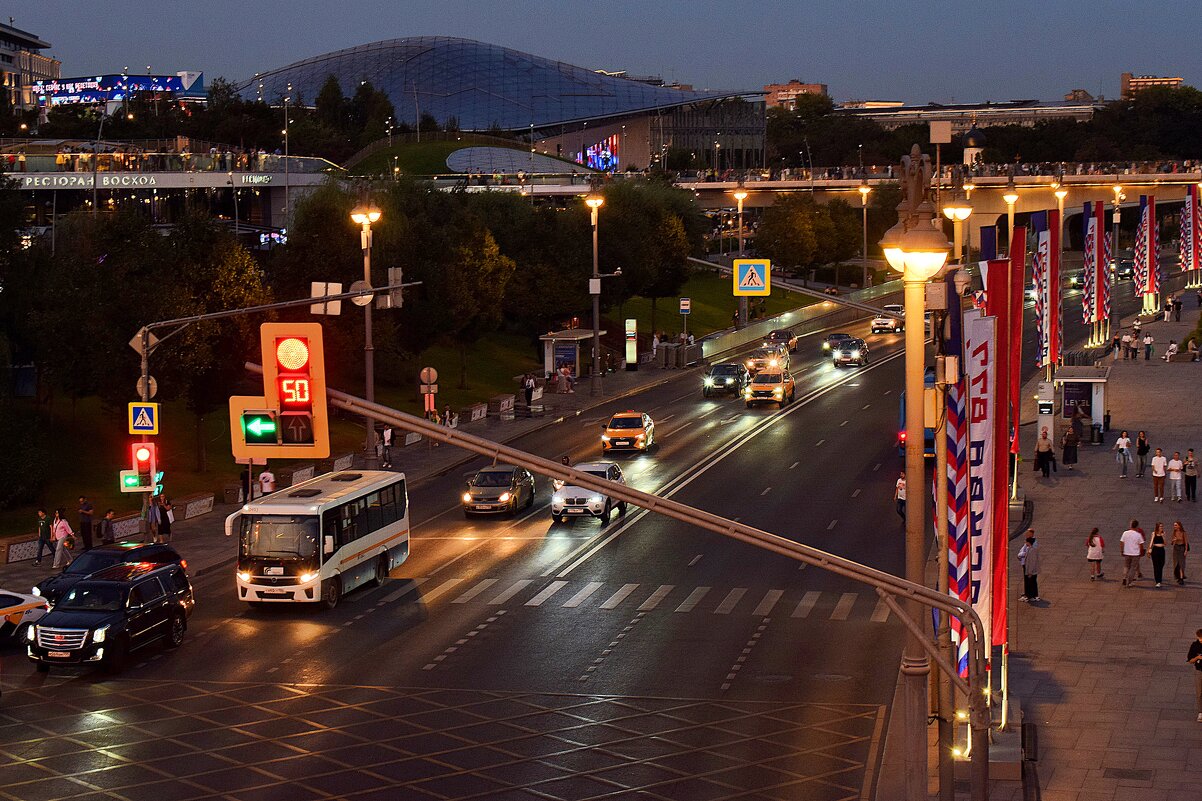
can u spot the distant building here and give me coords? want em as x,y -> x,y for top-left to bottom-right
1064,88 -> 1098,103
835,98 -> 1101,132
0,21 -> 60,109
764,79 -> 828,109
1120,72 -> 1183,99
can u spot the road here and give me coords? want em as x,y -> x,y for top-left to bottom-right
0,274 -> 1179,801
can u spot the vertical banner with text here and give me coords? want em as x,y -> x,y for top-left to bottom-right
964,309 -> 996,653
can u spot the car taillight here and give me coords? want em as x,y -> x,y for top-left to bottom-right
898,431 -> 907,443
180,559 -> 188,571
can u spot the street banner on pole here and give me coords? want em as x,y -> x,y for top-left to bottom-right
978,226 -> 997,262
1181,186 -> 1198,277
964,309 -> 996,654
1032,211 -> 1062,368
946,276 -> 972,678
1134,195 -> 1159,301
1082,203 -> 1098,324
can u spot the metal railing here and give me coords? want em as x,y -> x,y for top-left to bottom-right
4,150 -> 341,174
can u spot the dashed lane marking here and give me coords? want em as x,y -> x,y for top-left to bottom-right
688,554 -> 703,567
488,580 -> 533,605
790,461 -> 800,469
873,463 -> 882,471
760,486 -> 772,496
852,489 -> 862,498
871,598 -> 891,623
752,590 -> 783,617
827,520 -> 838,530
831,592 -> 857,621
862,404 -> 871,410
840,420 -> 850,427
421,578 -> 464,603
815,439 -> 825,447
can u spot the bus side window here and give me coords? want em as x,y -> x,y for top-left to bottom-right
352,498 -> 371,540
365,491 -> 383,530
378,485 -> 398,526
339,503 -> 359,545
322,510 -> 339,553
395,479 -> 407,519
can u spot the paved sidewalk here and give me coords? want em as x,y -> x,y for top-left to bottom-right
997,312 -> 1202,801
0,362 -> 701,596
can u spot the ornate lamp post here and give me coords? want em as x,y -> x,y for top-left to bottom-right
858,180 -> 872,288
879,145 -> 951,801
585,187 -> 605,396
351,204 -> 382,461
733,181 -> 749,325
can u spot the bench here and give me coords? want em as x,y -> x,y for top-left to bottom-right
174,492 -> 215,521
488,394 -> 516,420
463,403 -> 488,423
1167,351 -> 1197,363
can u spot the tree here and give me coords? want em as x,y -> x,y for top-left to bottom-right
440,227 -> 516,388
754,195 -> 817,274
315,75 -> 346,130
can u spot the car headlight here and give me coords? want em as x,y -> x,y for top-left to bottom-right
462,492 -> 472,503
823,342 -> 831,350
851,349 -> 860,358
237,571 -> 251,583
26,624 -> 36,642
601,434 -> 610,442
704,377 -> 714,387
299,572 -> 317,583
746,360 -> 754,367
769,359 -> 778,367
552,493 -> 563,504
744,388 -> 752,397
32,586 -> 41,597
589,495 -> 603,504
92,625 -> 109,643
725,378 -> 734,384
498,492 -> 511,503
773,387 -> 783,395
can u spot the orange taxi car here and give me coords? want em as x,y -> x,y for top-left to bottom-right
600,411 -> 655,452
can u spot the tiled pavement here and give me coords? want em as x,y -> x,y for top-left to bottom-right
994,312 -> 1202,801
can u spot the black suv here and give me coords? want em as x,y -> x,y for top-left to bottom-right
27,562 -> 194,674
703,362 -> 751,397
34,542 -> 185,605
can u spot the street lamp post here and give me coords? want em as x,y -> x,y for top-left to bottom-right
351,205 -> 383,463
734,182 -> 749,326
942,196 -> 973,265
879,145 -> 951,801
585,189 -> 605,396
1111,183 -> 1124,340
92,111 -> 133,214
858,180 -> 871,288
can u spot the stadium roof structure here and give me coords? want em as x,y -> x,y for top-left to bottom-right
237,36 -> 754,132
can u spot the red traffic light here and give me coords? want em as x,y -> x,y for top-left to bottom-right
276,337 -> 310,371
135,445 -> 152,464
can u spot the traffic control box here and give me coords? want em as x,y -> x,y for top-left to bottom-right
229,323 -> 330,460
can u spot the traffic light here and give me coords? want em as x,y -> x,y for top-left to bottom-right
229,322 -> 329,460
120,442 -> 157,493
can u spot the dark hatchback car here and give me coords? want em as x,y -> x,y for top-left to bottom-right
703,362 -> 751,397
822,332 -> 854,353
833,337 -> 870,367
33,542 -> 185,605
462,465 -> 536,516
27,562 -> 194,674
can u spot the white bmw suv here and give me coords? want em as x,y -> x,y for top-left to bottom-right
551,462 -> 628,524
870,303 -> 905,333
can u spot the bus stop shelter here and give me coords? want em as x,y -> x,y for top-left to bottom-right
1053,364 -> 1110,429
539,328 -> 605,379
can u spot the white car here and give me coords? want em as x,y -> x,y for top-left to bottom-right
871,304 -> 905,333
551,462 -> 628,524
0,588 -> 48,642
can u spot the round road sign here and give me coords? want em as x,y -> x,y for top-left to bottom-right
136,375 -> 158,399
419,367 -> 438,385
349,280 -> 374,306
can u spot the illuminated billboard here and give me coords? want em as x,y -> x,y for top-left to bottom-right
577,133 -> 620,172
32,72 -> 205,106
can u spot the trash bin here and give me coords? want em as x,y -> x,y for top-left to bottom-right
1091,423 -> 1103,445
223,484 -> 243,504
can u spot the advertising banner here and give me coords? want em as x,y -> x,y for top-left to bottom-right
964,310 -> 997,650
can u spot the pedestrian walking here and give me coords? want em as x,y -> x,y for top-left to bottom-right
1152,447 -> 1168,501
51,509 -> 74,569
159,498 -> 173,543
1168,451 -> 1185,501
258,466 -> 276,496
894,472 -> 906,520
1111,334 -> 1122,361
1143,332 -> 1154,360
1135,431 -> 1150,477
1034,427 -> 1055,477
1174,296 -> 1184,322
97,509 -> 115,545
1018,531 -> 1041,601
1061,426 -> 1080,469
147,496 -> 162,543
1086,528 -> 1105,581
523,373 -> 535,417
1114,430 -> 1133,478
34,508 -> 52,565
1150,522 -> 1168,586
380,425 -> 393,468
1121,331 -> 1133,359
1185,449 -> 1198,502
1121,520 -> 1146,587
1172,521 -> 1190,585
1188,630 -> 1202,722
78,495 -> 94,551
1164,304 -> 1173,323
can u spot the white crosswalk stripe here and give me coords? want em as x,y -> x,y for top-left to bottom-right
525,581 -> 569,607
407,576 -> 892,622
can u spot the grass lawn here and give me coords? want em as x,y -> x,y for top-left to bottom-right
0,334 -> 540,538
616,270 -> 816,340
352,138 -> 579,176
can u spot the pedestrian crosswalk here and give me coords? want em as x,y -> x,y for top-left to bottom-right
400,576 -> 895,623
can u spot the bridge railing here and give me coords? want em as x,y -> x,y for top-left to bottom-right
3,151 -> 342,175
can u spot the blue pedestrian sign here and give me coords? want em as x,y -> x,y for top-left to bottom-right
128,402 -> 160,435
733,259 -> 771,297
679,297 -> 691,315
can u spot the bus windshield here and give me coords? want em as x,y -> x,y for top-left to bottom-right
240,515 -> 319,560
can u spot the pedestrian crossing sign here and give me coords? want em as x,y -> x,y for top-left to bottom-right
733,259 -> 771,296
128,402 -> 160,435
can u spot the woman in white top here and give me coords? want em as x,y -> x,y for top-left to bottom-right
1167,451 -> 1185,502
1086,527 -> 1105,581
1113,430 -> 1133,478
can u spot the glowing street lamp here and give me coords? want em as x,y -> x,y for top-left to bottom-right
585,188 -> 605,396
350,204 -> 383,460
858,180 -> 872,287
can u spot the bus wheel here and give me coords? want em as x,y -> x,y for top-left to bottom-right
373,557 -> 389,587
322,576 -> 341,610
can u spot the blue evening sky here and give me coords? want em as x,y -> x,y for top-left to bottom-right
14,1 -> 1196,103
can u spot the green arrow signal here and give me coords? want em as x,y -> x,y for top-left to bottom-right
247,417 -> 276,436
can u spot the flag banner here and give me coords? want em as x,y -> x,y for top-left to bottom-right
946,273 -> 972,678
1134,195 -> 1158,297
964,309 -> 996,653
979,226 -> 998,261
1099,203 -> 1111,322
1148,196 -> 1159,296
980,258 -> 1009,318
1049,209 -> 1062,364
1032,213 -> 1049,367
1082,202 -> 1096,324
1008,227 -> 1026,456
1181,187 -> 1196,273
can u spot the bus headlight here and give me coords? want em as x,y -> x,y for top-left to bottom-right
299,572 -> 317,583
237,571 -> 251,583
92,625 -> 109,643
